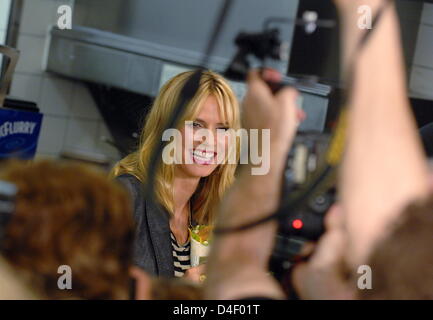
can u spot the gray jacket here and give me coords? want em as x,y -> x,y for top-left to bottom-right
116,174 -> 174,278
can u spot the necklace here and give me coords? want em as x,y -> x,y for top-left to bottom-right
170,201 -> 193,245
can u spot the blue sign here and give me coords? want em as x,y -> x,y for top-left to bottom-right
0,108 -> 43,159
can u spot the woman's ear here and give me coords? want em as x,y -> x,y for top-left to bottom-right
129,266 -> 152,300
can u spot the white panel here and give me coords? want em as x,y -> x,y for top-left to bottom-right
71,83 -> 101,120
64,117 -> 98,151
9,73 -> 43,103
40,75 -> 74,116
228,80 -> 247,102
410,66 -> 433,100
71,0 -> 89,26
0,0 -> 11,31
81,0 -> 123,31
36,115 -> 68,155
421,3 -> 433,25
34,153 -> 58,160
15,34 -> 46,74
159,63 -> 192,90
19,0 -> 58,36
94,121 -> 121,159
413,24 -> 433,69
0,29 -> 6,44
159,63 -> 247,101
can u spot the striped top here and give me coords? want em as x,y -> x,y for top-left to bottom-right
170,232 -> 191,278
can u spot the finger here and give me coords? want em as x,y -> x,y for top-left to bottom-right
308,229 -> 345,268
129,266 -> 152,300
275,86 -> 299,109
261,68 -> 283,83
296,108 -> 307,123
299,241 -> 316,257
324,203 -> 343,230
199,263 -> 207,273
130,266 -> 150,280
275,87 -> 299,121
275,85 -> 299,102
247,69 -> 261,82
246,69 -> 273,98
247,69 -> 265,88
291,262 -> 309,296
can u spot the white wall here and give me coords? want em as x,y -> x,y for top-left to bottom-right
0,0 -> 11,29
0,0 -> 12,67
8,0 -> 120,161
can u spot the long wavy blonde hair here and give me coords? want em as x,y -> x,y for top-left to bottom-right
110,70 -> 240,225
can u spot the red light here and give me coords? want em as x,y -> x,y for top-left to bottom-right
292,219 -> 303,230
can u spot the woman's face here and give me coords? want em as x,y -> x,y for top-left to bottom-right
177,95 -> 230,178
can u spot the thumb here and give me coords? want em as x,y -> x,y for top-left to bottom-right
275,86 -> 300,124
275,86 -> 299,106
291,262 -> 309,297
247,70 -> 273,98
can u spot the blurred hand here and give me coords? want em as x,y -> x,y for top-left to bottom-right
333,0 -> 382,11
242,69 -> 305,151
291,204 -> 356,300
129,266 -> 152,300
183,264 -> 207,284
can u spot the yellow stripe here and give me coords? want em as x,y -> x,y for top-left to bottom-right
327,108 -> 348,166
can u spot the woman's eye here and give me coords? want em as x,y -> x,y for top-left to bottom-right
192,122 -> 202,128
218,127 -> 230,131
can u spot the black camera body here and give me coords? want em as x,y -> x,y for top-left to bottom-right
270,133 -> 336,279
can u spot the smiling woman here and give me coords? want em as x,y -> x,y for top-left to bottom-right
110,70 -> 240,280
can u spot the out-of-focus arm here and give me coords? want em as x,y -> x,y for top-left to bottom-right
204,70 -> 301,300
337,0 -> 429,266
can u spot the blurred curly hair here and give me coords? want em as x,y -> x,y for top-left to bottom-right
360,196 -> 433,300
0,160 -> 135,299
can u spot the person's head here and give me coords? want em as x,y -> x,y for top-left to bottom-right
359,196 -> 433,299
0,160 -> 135,299
293,198 -> 433,300
111,70 -> 241,225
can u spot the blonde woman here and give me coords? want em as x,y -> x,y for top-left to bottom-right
111,71 -> 240,281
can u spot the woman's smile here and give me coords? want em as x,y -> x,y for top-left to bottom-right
191,149 -> 217,165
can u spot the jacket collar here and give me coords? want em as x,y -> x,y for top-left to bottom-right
145,198 -> 174,277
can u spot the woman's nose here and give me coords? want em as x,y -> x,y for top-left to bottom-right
194,127 -> 217,148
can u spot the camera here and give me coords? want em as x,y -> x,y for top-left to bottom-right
269,133 -> 336,281
224,26 -> 337,278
